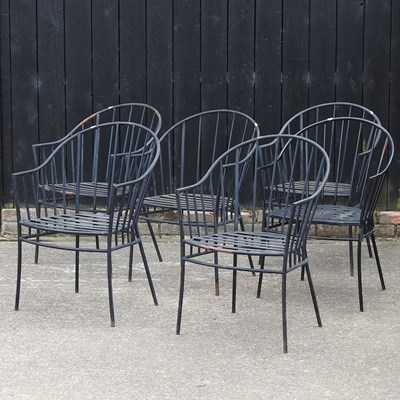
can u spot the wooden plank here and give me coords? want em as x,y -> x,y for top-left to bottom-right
281,0 -> 310,122
173,0 -> 201,121
147,0 -> 173,128
119,0 -> 147,103
388,0 -> 400,210
255,0 -> 282,135
228,0 -> 255,116
65,0 -> 92,130
201,0 -> 228,110
309,0 -> 336,105
10,0 -> 38,173
37,0 -> 65,142
0,0 -> 12,204
336,0 -> 364,103
363,0 -> 391,126
92,0 -> 119,111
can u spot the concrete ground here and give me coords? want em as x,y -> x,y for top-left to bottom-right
0,236 -> 399,399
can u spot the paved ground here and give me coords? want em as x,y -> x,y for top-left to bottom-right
0,236 -> 399,399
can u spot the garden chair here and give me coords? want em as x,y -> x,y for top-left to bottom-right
12,121 -> 160,326
264,117 -> 394,311
31,102 -> 161,262
141,109 -> 259,293
175,134 -> 330,353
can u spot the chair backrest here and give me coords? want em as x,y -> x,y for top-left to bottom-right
148,109 -> 259,196
32,103 -> 162,166
13,122 -> 160,219
280,113 -> 390,205
281,102 -> 380,134
176,134 -> 330,254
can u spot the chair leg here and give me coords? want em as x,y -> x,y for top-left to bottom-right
214,252 -> 220,296
15,238 -> 23,311
34,230 -> 40,264
281,273 -> 288,354
239,216 -> 255,275
75,235 -> 80,293
357,240 -> 364,312
128,245 -> 134,282
135,226 -> 158,305
232,255 -> 238,313
366,236 -> 373,259
256,257 -> 265,298
370,234 -> 386,290
176,258 -> 186,335
146,219 -> 163,262
106,248 -> 116,327
304,263 -> 322,327
349,227 -> 355,276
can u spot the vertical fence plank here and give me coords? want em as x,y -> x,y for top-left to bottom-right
120,0 -> 147,103
309,0 -> 336,105
282,0 -> 310,122
10,0 -> 38,173
0,0 -> 12,204
65,0 -> 92,130
228,0 -> 255,116
147,0 -> 173,128
92,0 -> 119,111
255,0 -> 282,135
389,0 -> 400,209
37,0 -> 65,142
173,0 -> 201,121
336,0 -> 364,103
363,0 -> 391,125
201,0 -> 228,110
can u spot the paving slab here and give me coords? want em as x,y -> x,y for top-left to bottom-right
0,237 -> 399,399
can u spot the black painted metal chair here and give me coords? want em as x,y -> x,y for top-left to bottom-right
175,134 -> 330,353
279,102 -> 381,202
12,121 -> 160,326
31,103 -> 162,263
266,117 -> 394,312
141,109 -> 260,291
278,103 -> 382,276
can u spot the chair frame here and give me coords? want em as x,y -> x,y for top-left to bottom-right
270,117 -> 394,311
175,134 -> 331,353
141,109 -> 260,293
13,121 -> 161,326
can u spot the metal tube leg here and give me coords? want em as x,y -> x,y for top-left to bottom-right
75,235 -> 80,293
232,255 -> 237,313
128,245 -> 134,282
256,257 -> 265,298
214,252 -> 220,296
349,227 -> 354,276
176,259 -> 186,335
304,263 -> 322,327
357,240 -> 364,312
146,219 -> 163,262
137,238 -> 158,305
15,238 -> 23,311
370,234 -> 386,290
107,249 -> 116,327
282,273 -> 288,354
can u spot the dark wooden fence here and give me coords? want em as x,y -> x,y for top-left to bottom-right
1,0 -> 399,211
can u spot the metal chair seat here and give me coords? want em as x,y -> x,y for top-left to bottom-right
19,213 -> 127,236
184,231 -> 288,259
280,181 -> 351,198
44,182 -> 111,198
311,205 -> 361,225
